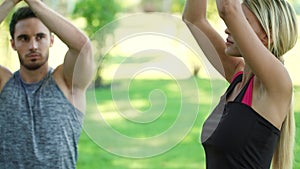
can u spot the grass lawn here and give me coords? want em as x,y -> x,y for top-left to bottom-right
77,77 -> 300,169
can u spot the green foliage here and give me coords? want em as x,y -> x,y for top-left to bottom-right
171,0 -> 185,13
73,0 -> 120,37
73,0 -> 121,87
172,0 -> 218,20
207,0 -> 219,21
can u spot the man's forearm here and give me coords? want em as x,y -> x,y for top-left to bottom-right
24,0 -> 89,51
0,0 -> 17,24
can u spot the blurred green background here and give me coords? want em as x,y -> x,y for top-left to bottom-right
0,0 -> 299,168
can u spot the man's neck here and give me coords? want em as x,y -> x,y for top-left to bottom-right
20,65 -> 50,84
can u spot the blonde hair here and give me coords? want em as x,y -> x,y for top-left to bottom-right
244,0 -> 298,59
272,95 -> 295,169
243,0 -> 298,169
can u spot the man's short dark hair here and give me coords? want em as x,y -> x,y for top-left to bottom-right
9,7 -> 37,39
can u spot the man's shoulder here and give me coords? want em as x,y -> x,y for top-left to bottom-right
51,64 -> 73,98
51,64 -> 87,112
0,66 -> 13,92
51,65 -> 67,87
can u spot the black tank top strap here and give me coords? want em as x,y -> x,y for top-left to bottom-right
225,73 -> 243,95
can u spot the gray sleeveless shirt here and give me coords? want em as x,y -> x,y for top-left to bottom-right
0,70 -> 84,169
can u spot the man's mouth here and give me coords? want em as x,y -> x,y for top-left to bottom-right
27,53 -> 40,59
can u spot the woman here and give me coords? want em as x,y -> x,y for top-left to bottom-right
183,0 -> 297,169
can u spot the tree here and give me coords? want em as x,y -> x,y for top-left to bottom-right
73,0 -> 120,87
73,0 -> 120,37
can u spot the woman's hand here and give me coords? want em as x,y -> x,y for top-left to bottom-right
216,0 -> 241,19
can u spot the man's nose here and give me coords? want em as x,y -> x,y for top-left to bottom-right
29,39 -> 38,50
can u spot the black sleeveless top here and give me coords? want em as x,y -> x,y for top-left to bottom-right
201,73 -> 280,169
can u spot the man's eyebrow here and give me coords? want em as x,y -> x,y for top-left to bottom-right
36,32 -> 47,36
16,34 -> 28,39
16,33 -> 47,38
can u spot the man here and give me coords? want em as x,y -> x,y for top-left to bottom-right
0,0 -> 94,168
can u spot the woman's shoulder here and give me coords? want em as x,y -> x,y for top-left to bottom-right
252,76 -> 291,130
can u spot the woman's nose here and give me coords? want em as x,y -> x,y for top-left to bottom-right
225,28 -> 231,35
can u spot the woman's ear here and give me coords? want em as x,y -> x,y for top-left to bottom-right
261,32 -> 273,47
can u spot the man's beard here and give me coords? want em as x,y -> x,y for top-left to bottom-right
19,53 -> 49,71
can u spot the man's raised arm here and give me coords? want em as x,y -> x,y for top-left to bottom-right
0,0 -> 20,23
0,0 -> 20,91
24,0 -> 94,90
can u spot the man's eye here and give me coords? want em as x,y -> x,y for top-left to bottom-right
18,36 -> 29,42
36,34 -> 45,40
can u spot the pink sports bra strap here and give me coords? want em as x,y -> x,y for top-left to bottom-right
230,71 -> 254,107
241,76 -> 254,106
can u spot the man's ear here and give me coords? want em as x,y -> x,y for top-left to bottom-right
50,34 -> 54,47
10,39 -> 17,51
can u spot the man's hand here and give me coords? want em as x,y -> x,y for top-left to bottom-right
12,0 -> 22,5
1,0 -> 20,23
23,0 -> 43,3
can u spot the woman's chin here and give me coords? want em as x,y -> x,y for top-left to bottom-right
225,48 -> 241,57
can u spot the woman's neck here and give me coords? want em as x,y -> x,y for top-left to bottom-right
242,64 -> 254,84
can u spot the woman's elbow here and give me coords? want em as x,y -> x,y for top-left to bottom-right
217,0 -> 240,20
